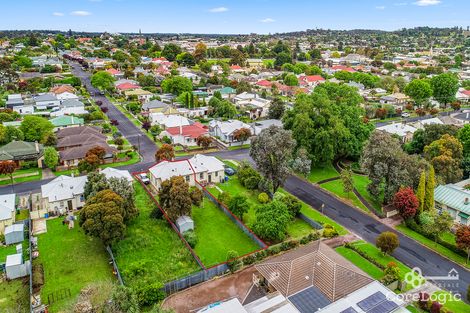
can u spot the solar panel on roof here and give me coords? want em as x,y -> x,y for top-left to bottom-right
340,307 -> 358,313
288,286 -> 331,313
357,291 -> 386,311
367,300 -> 399,313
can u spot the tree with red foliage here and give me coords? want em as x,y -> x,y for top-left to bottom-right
142,120 -> 151,132
375,108 -> 387,119
95,100 -> 103,106
456,225 -> 470,264
87,146 -> 106,162
430,301 -> 442,313
110,119 -> 119,126
233,127 -> 252,145
101,106 -> 109,113
196,135 -> 212,151
0,160 -> 17,185
393,187 -> 418,219
418,292 -> 429,310
155,144 -> 175,162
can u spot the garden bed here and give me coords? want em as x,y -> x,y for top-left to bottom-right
36,217 -> 114,312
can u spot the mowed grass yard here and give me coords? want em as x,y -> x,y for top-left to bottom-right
113,183 -> 200,287
320,179 -> 370,212
207,176 -> 316,240
37,218 -> 114,312
192,199 -> 260,267
308,163 -> 339,183
0,278 -> 29,313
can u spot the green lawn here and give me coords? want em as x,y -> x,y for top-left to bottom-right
396,224 -> 470,269
307,163 -> 339,183
0,279 -> 29,313
298,203 -> 348,236
433,291 -> 470,313
100,151 -> 140,169
336,246 -> 384,280
0,244 -> 17,264
0,168 -> 43,185
192,198 -> 259,267
16,209 -> 29,221
352,174 -> 383,213
320,179 -> 370,212
348,240 -> 415,284
286,219 -> 316,239
227,144 -> 250,151
113,183 -> 200,287
37,218 -> 114,312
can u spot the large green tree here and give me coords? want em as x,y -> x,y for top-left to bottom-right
424,134 -> 463,184
91,71 -> 115,91
431,73 -> 459,107
161,76 -> 193,96
284,83 -> 374,166
404,79 -> 432,107
43,147 -> 58,170
252,200 -> 290,242
162,43 -> 182,61
19,116 -> 54,142
250,126 -> 295,196
158,176 -> 192,221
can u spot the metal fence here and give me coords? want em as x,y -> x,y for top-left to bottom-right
298,212 -> 323,230
201,187 -> 267,249
106,246 -> 124,286
164,263 -> 229,295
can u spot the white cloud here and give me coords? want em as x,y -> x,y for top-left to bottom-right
375,6 -> 386,10
209,7 -> 228,13
70,11 -> 92,16
260,18 -> 275,23
414,0 -> 441,6
52,12 -> 64,16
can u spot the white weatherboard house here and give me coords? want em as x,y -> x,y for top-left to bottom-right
41,175 -> 87,215
209,120 -> 252,145
376,123 -> 417,143
148,154 -> 225,189
101,167 -> 134,183
0,193 -> 16,234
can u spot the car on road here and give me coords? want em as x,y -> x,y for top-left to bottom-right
401,112 -> 410,118
139,173 -> 150,184
224,167 -> 236,176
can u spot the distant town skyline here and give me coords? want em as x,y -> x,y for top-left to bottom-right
1,0 -> 469,34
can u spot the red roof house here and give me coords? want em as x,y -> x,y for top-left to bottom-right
256,80 -> 273,88
162,122 -> 209,146
116,82 -> 140,92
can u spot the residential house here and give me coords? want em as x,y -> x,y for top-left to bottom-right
100,167 -> 133,183
209,119 -> 252,145
456,88 -> 470,103
41,175 -> 87,214
434,179 -> 470,226
49,115 -> 84,130
50,84 -> 76,96
33,93 -> 61,110
124,88 -> 153,103
237,97 -> 272,120
141,100 -> 177,114
410,117 -> 444,129
59,143 -> 117,167
106,68 -> 124,79
116,82 -> 140,94
215,86 -> 236,99
56,92 -> 79,102
150,113 -> 190,129
377,123 -> 417,143
298,75 -> 325,87
0,141 -> 44,168
177,106 -> 209,119
160,122 -> 208,147
250,119 -> 283,136
230,65 -> 245,73
0,193 -> 16,234
50,99 -> 88,117
148,154 -> 224,189
379,93 -> 410,107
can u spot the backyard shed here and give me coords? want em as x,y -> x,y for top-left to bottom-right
6,253 -> 30,279
176,215 -> 194,233
5,223 -> 24,245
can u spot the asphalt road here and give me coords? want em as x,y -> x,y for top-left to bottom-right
2,63 -> 469,299
69,62 -> 157,163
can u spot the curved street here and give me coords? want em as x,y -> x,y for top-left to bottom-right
1,62 -> 468,299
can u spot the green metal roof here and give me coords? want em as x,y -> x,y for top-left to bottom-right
218,87 -> 236,94
434,184 -> 470,215
0,141 -> 44,160
50,116 -> 84,127
458,212 -> 469,219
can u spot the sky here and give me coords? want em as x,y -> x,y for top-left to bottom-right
1,0 -> 469,34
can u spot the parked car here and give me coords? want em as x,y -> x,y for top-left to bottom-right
224,167 -> 236,176
401,112 -> 410,118
139,173 -> 150,184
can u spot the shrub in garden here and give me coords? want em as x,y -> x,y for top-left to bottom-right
189,187 -> 203,207
393,187 -> 418,219
280,194 -> 302,218
218,192 -> 231,206
183,230 -> 198,248
226,250 -> 242,273
376,231 -> 399,255
228,194 -> 250,219
381,262 -> 400,285
322,224 -> 338,238
244,175 -> 262,190
114,137 -> 124,146
252,200 -> 290,242
430,301 -> 442,313
258,192 -> 270,204
237,161 -> 262,190
134,282 -> 165,307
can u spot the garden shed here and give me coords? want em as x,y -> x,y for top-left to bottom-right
6,253 -> 30,279
5,223 -> 24,245
176,215 -> 194,233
